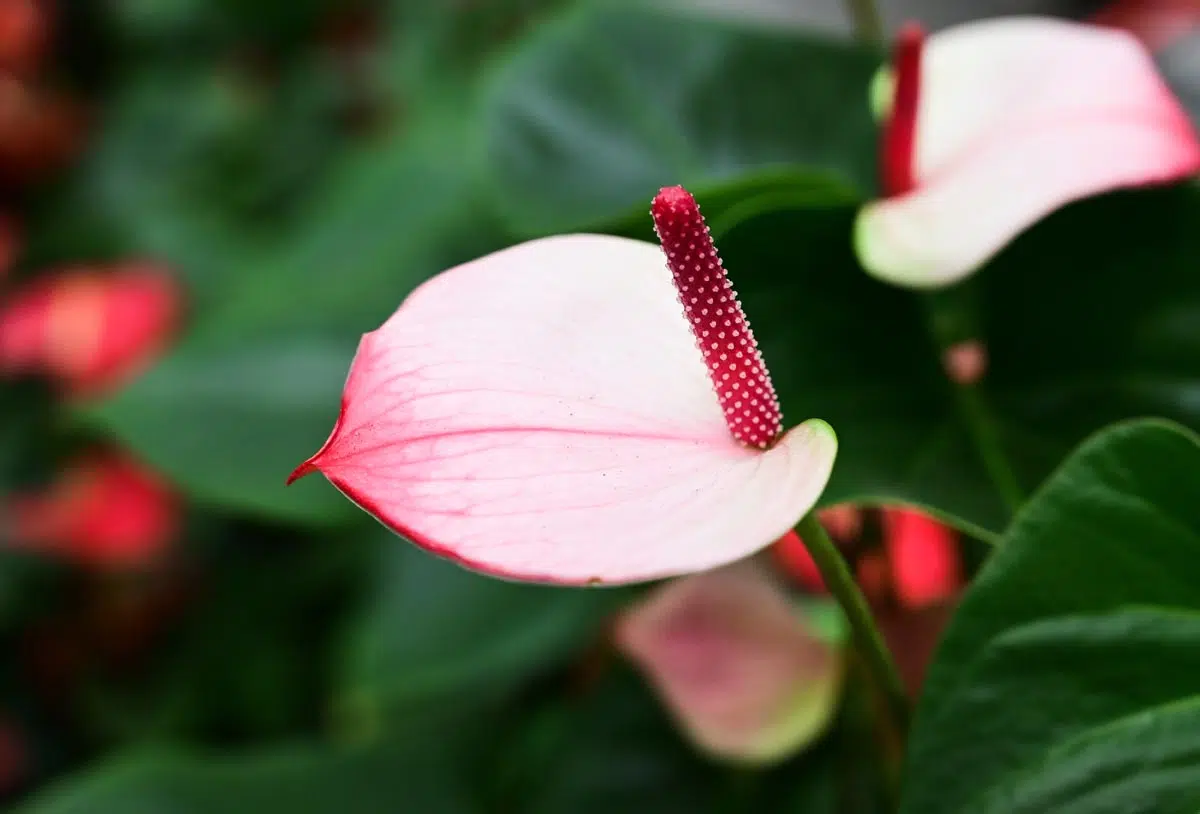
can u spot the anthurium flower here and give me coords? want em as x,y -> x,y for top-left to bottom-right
614,561 -> 843,764
6,449 -> 179,568
0,262 -> 181,397
290,186 -> 837,585
855,18 -> 1200,288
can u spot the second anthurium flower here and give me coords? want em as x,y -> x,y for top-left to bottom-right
291,187 -> 837,585
856,17 -> 1200,288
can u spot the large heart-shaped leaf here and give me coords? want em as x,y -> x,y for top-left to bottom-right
901,419 -> 1200,814
481,2 -> 879,235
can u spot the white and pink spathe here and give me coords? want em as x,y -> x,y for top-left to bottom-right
856,18 -> 1200,289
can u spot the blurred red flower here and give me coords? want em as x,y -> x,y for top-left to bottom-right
775,506 -> 961,609
0,263 -> 182,397
881,507 -> 962,609
0,0 -> 48,77
6,450 -> 180,568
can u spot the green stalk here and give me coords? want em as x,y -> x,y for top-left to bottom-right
795,512 -> 909,737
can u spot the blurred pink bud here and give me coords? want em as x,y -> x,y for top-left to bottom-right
1092,0 -> 1200,52
0,263 -> 181,398
290,187 -> 837,585
615,562 -> 843,764
942,340 -> 987,385
856,18 -> 1200,287
7,450 -> 179,568
881,508 -> 961,609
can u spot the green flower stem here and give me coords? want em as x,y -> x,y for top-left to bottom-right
795,512 -> 909,737
844,0 -> 885,45
952,381 -> 1026,516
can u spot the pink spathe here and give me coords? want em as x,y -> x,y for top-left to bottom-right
856,17 -> 1200,288
290,230 -> 836,585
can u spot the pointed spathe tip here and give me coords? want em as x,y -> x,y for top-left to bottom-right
286,458 -> 319,486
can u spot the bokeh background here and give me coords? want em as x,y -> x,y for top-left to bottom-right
0,1 -> 1194,812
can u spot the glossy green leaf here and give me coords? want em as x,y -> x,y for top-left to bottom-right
901,419 -> 1200,814
16,741 -> 478,814
482,3 -> 879,234
337,536 -> 628,732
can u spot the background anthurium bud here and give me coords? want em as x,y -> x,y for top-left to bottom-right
855,17 -> 1200,288
614,561 -> 844,765
0,263 -> 181,397
5,450 -> 180,568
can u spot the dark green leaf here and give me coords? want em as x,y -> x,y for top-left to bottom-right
15,741 -> 478,814
901,419 -> 1200,814
482,3 -> 879,234
337,536 -> 627,733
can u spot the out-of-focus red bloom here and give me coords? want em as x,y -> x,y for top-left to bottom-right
879,602 -> 955,698
0,263 -> 181,398
855,549 -> 892,604
0,716 -> 25,796
0,214 -> 18,281
0,0 -> 48,77
882,508 -> 962,609
0,76 -> 84,180
1093,0 -> 1200,52
772,505 -> 864,593
6,450 -> 180,568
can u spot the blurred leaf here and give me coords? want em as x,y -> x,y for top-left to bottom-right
80,113 -> 507,525
505,667 -> 727,814
338,535 -> 628,734
15,740 -> 478,814
83,339 -> 356,525
902,419 -> 1200,814
495,665 -> 849,814
382,0 -> 574,104
482,3 -> 879,234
